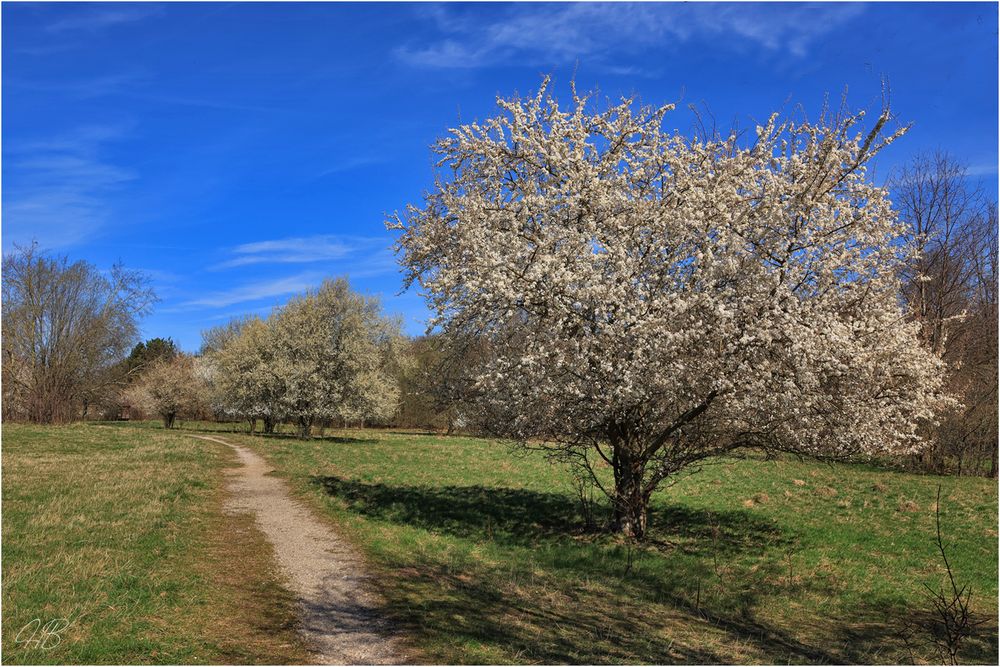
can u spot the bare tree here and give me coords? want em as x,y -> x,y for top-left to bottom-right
891,151 -> 984,353
903,485 -> 986,664
199,315 -> 256,356
2,244 -> 156,423
890,154 -> 998,476
394,333 -> 490,434
393,336 -> 449,431
963,205 -> 999,476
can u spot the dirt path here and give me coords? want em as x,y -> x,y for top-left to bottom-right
194,434 -> 402,665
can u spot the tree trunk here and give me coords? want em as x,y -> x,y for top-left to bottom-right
297,416 -> 312,439
263,416 -> 276,434
611,444 -> 651,540
613,477 -> 650,539
163,412 -> 176,429
248,417 -> 257,435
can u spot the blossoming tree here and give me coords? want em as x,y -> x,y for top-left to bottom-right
390,80 -> 952,538
210,278 -> 402,438
124,354 -> 208,428
272,278 -> 402,437
210,316 -> 286,433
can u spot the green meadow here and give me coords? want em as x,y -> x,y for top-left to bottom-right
3,421 -> 997,664
220,423 -> 1000,664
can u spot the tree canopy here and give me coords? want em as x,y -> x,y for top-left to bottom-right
126,338 -> 179,376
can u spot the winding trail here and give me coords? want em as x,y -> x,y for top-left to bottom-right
194,434 -> 402,665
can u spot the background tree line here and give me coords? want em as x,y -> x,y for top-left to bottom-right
2,253 -> 402,435
115,278 -> 403,435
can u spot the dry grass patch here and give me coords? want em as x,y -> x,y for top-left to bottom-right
898,499 -> 922,513
2,424 -> 309,664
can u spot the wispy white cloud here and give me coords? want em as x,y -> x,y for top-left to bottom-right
174,242 -> 401,311
7,72 -> 146,99
179,271 -> 327,309
2,124 -> 136,249
965,162 -> 999,177
6,70 -> 291,114
315,155 -> 387,178
44,5 -> 163,33
341,247 -> 401,279
397,2 -> 866,69
124,91 -> 293,114
133,267 -> 184,285
214,234 -> 389,270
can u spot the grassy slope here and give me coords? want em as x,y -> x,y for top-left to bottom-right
212,426 -> 999,665
1,423 -> 311,664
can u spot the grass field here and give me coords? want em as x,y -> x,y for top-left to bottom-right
1,423 -> 311,664
214,425 -> 998,665
4,421 -> 998,664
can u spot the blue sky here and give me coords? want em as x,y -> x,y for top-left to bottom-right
3,1 -> 997,351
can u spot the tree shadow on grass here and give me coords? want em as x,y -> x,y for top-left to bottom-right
89,421 -> 379,444
381,562 -> 899,664
311,476 -> 786,554
309,477 -> 825,661
382,562 -> 747,664
310,476 -> 998,664
253,432 -> 378,445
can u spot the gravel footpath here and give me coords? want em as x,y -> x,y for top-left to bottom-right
194,434 -> 403,665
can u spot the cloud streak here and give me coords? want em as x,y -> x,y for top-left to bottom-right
44,5 -> 163,33
2,124 -> 136,250
179,271 -> 328,308
181,235 -> 403,311
397,2 -> 866,69
214,234 -> 390,269
965,162 -> 999,177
